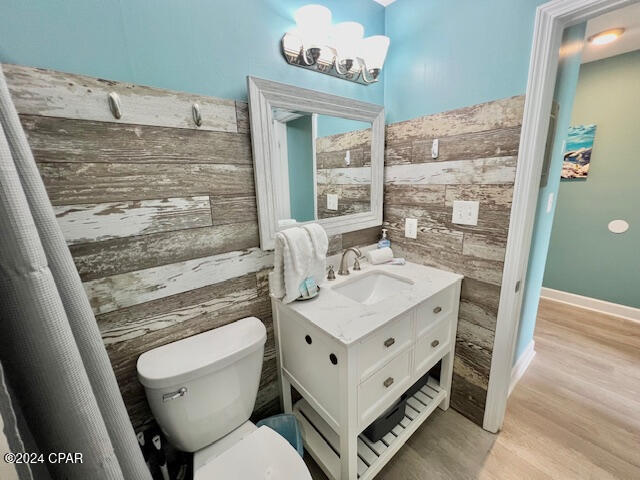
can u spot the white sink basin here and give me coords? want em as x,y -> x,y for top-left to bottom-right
332,270 -> 414,305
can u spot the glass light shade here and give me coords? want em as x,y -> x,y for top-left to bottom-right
294,4 -> 332,47
359,35 -> 390,70
330,22 -> 365,60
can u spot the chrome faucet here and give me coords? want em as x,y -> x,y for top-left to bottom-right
338,247 -> 362,276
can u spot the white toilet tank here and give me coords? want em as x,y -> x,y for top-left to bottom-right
137,317 -> 266,452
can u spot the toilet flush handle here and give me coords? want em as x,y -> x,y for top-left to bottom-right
162,387 -> 187,402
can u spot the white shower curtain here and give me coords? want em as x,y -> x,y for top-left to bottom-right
0,65 -> 152,479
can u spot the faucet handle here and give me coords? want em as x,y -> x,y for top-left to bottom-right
327,265 -> 336,281
353,257 -> 361,271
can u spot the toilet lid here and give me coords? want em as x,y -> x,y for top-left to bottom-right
194,426 -> 311,480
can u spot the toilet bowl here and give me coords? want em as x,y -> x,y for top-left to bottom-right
137,317 -> 311,479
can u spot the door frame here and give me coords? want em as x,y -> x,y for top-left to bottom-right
483,0 -> 638,433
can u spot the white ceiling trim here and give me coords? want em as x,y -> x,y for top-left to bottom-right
373,0 -> 398,6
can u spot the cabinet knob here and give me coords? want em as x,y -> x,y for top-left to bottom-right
431,339 -> 440,348
305,335 -> 312,344
433,306 -> 442,314
329,353 -> 338,365
383,377 -> 394,388
383,337 -> 395,348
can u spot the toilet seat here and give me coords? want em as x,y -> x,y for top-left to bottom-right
194,426 -> 312,479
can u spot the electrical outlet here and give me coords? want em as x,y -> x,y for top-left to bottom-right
327,193 -> 338,211
405,218 -> 417,239
452,200 -> 479,226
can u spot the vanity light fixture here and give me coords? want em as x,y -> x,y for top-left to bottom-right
330,22 -> 365,74
588,27 -> 625,45
281,4 -> 390,85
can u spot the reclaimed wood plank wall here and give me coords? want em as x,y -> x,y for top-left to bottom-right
316,128 -> 372,219
3,63 -> 378,430
383,95 -> 525,426
5,62 -> 524,431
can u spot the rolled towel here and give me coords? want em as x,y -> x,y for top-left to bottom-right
367,247 -> 393,265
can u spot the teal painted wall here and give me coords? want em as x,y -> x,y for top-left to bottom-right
543,50 -> 640,309
514,24 -> 586,363
0,0 -> 384,104
383,0 -> 546,123
316,115 -> 371,138
286,116 -> 315,222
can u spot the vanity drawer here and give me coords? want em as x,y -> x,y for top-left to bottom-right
357,311 -> 412,382
415,286 -> 456,337
358,350 -> 412,427
414,315 -> 451,376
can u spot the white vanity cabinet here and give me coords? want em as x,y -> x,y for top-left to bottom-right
271,262 -> 462,480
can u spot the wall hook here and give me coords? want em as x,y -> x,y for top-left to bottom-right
108,92 -> 122,119
192,103 -> 202,127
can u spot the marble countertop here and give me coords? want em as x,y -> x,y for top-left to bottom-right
273,258 -> 463,345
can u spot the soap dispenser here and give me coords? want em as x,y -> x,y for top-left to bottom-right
377,228 -> 391,249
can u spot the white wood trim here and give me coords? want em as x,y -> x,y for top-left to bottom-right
247,76 -> 384,250
509,340 -> 536,397
541,287 -> 640,323
484,0 -> 638,433
312,113 -> 318,220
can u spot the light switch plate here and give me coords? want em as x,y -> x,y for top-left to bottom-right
327,193 -> 338,211
452,200 -> 479,226
405,218 -> 418,239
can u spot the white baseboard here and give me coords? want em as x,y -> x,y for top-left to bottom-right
540,287 -> 640,324
509,340 -> 535,397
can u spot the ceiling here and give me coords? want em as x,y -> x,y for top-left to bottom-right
373,0 -> 397,6
582,2 -> 640,63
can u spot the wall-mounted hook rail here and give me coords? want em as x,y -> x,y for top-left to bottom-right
192,103 -> 202,127
108,92 -> 122,119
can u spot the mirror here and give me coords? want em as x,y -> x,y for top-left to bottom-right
248,77 -> 384,250
271,109 -> 372,223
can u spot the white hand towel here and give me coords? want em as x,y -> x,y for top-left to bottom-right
367,247 -> 393,265
302,223 -> 328,285
272,226 -> 314,303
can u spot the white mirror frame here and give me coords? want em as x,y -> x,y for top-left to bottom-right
247,76 -> 385,250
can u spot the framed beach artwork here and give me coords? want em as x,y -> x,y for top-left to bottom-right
562,124 -> 596,179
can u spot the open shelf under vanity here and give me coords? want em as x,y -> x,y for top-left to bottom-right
293,377 -> 446,480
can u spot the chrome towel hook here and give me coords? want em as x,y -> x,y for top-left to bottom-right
108,92 -> 122,119
192,103 -> 202,127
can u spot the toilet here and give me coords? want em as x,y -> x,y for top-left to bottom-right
136,317 -> 311,479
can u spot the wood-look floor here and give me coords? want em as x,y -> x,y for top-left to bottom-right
305,297 -> 640,479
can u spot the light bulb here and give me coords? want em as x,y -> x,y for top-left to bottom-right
331,22 -> 365,61
588,28 -> 625,46
294,4 -> 332,47
359,35 -> 390,71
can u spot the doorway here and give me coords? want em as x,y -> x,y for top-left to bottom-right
485,0 -> 640,433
